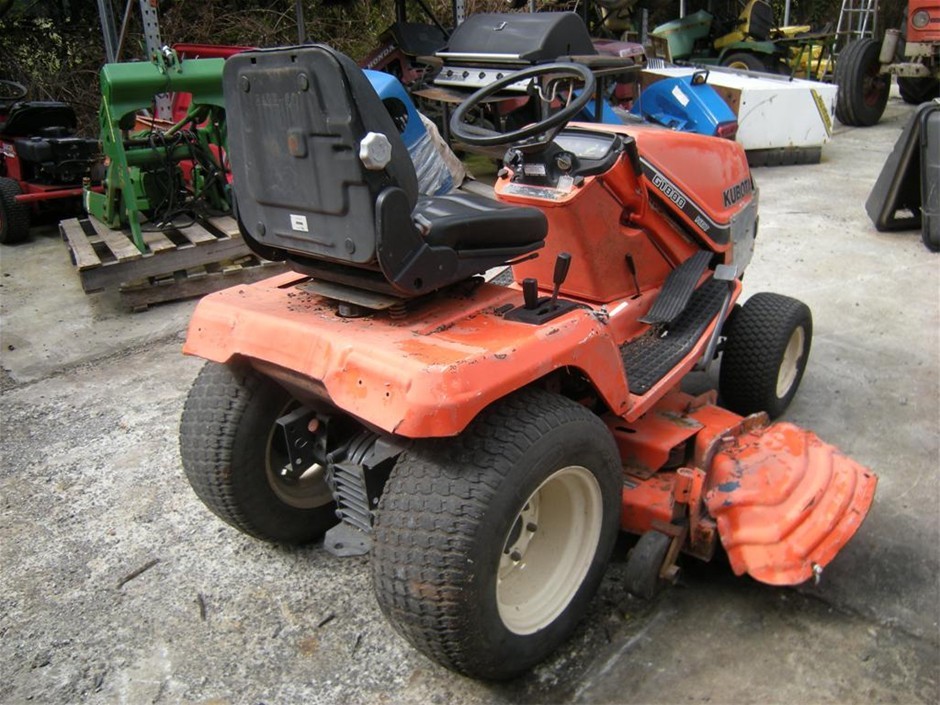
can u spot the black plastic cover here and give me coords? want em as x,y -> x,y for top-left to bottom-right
920,104 -> 939,251
442,12 -> 596,62
13,136 -> 98,163
865,102 -> 932,232
223,44 -> 418,267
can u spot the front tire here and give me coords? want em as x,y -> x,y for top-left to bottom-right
835,39 -> 890,127
719,293 -> 812,419
371,388 -> 621,680
179,361 -> 338,544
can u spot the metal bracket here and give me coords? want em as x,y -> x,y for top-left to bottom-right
275,407 -> 319,480
323,522 -> 372,557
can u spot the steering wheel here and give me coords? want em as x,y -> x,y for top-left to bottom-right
449,62 -> 596,149
0,79 -> 27,106
0,79 -> 27,114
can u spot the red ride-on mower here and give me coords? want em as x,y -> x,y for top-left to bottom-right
179,45 -> 877,680
0,79 -> 101,244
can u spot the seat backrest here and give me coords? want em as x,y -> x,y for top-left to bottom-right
223,44 -> 418,268
745,1 -> 775,42
0,102 -> 76,137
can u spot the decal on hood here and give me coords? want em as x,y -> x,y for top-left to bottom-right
641,158 -> 732,245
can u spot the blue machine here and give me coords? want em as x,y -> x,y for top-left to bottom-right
365,69 -> 456,195
629,71 -> 739,139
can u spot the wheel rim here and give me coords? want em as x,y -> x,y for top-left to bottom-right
776,325 -> 806,398
863,65 -> 888,107
264,405 -> 333,510
496,465 -> 603,635
728,59 -> 752,71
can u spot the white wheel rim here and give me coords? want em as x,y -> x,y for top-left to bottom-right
496,465 -> 603,635
776,326 -> 806,398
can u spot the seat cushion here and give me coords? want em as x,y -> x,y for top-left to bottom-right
413,192 -> 547,250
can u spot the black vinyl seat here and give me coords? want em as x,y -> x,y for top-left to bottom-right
413,192 -> 547,250
223,44 -> 546,298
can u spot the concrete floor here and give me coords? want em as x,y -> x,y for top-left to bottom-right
1,95 -> 937,704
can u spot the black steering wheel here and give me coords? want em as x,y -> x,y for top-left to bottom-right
0,79 -> 27,101
449,62 -> 596,149
0,79 -> 27,111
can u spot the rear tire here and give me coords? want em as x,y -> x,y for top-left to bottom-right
0,177 -> 30,244
719,293 -> 812,419
898,76 -> 940,105
835,39 -> 890,127
721,52 -> 769,72
179,361 -> 338,544
371,388 -> 621,680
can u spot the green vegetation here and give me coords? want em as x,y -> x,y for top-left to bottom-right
0,0 -> 900,134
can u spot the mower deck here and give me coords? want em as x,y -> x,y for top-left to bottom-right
613,390 -> 877,585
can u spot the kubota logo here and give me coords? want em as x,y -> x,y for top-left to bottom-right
722,178 -> 753,208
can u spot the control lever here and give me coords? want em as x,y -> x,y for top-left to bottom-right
522,278 -> 539,310
549,252 -> 572,309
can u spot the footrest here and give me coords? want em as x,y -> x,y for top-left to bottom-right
622,278 -> 727,395
640,250 -> 712,324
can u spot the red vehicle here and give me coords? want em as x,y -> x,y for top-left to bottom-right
0,80 -> 100,244
179,46 -> 876,679
836,2 -> 940,126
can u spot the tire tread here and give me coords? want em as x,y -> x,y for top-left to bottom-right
719,293 -> 812,418
371,388 -> 619,678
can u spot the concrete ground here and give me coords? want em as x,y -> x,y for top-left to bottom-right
1,95 -> 937,704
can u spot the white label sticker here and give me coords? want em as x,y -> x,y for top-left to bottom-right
290,214 -> 309,232
671,85 -> 690,107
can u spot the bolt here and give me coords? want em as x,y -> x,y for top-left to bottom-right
526,522 -> 538,532
510,550 -> 522,562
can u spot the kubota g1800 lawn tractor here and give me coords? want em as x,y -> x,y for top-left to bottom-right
179,44 -> 876,680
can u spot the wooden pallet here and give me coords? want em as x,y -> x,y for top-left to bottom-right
59,215 -> 287,308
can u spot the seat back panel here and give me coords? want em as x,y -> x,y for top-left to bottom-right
224,45 -> 417,266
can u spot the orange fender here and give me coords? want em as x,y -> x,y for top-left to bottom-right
183,273 -> 632,437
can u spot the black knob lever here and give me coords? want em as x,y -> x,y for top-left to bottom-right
549,252 -> 571,309
522,277 -> 539,310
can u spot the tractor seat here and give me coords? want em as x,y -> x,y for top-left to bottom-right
0,101 -> 77,137
223,44 -> 546,299
745,1 -> 775,42
413,192 -> 546,250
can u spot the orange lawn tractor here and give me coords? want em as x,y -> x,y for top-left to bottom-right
179,45 -> 877,680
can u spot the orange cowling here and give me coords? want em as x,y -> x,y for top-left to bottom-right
704,422 -> 878,585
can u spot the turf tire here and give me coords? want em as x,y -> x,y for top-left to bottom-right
719,293 -> 812,419
179,360 -> 338,544
371,388 -> 621,680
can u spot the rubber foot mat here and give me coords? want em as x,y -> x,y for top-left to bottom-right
640,250 -> 712,324
622,278 -> 727,395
